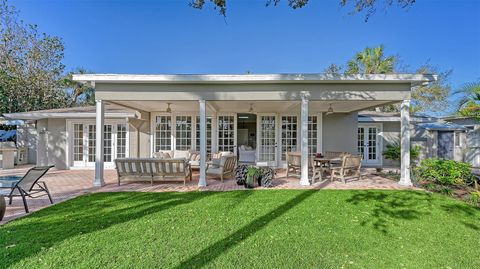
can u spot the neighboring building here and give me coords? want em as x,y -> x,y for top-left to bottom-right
2,73 -> 435,187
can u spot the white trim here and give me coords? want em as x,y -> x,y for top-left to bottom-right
66,118 -> 129,169
73,73 -> 436,84
4,112 -> 135,120
358,116 -> 435,122
317,112 -> 323,154
257,113 -> 279,166
358,123 -> 383,167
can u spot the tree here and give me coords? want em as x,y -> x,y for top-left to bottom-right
61,68 -> 96,106
190,0 -> 416,21
0,0 -> 68,113
326,45 -> 451,114
455,81 -> 480,119
345,45 -> 396,74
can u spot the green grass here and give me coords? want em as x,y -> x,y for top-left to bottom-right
1,190 -> 479,268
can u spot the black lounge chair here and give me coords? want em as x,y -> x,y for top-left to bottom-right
0,165 -> 54,213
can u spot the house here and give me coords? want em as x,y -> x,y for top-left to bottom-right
2,73 -> 436,187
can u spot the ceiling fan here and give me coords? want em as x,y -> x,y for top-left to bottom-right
326,103 -> 334,115
164,103 -> 172,113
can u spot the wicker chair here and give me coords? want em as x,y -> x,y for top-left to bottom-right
330,155 -> 362,183
206,155 -> 237,182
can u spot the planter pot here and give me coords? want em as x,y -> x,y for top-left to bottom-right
0,195 -> 6,221
245,175 -> 255,189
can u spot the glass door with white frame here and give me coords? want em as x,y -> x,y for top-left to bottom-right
281,116 -> 298,161
71,122 -> 128,167
358,125 -> 380,165
257,114 -> 278,166
217,115 -> 236,153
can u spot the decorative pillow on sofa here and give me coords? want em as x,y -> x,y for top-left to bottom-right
173,150 -> 190,159
153,152 -> 171,159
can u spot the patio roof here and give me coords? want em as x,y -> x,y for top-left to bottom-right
73,73 -> 436,85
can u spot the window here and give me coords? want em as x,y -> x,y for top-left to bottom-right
195,116 -> 212,153
73,124 -> 83,162
175,116 -> 192,150
103,125 -> 113,162
88,125 -> 96,162
308,116 -> 317,155
155,116 -> 172,151
117,124 -> 127,158
218,116 -> 235,152
455,132 -> 461,147
281,116 -> 297,161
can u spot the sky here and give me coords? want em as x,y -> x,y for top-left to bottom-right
9,0 -> 480,115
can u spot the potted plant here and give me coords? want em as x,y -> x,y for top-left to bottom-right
245,166 -> 261,189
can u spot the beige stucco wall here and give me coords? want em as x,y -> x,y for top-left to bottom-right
128,111 -> 151,158
322,112 -> 357,154
47,118 -> 68,169
16,123 -> 38,164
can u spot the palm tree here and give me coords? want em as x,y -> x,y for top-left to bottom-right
455,81 -> 480,118
62,68 -> 95,106
346,45 -> 396,74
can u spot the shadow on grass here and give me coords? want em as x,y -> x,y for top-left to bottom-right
174,190 -> 317,269
441,203 -> 480,231
0,191 -> 218,268
346,190 -> 434,234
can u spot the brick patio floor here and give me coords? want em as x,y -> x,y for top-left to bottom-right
0,165 -> 416,224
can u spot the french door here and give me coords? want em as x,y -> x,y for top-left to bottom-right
71,121 -> 128,167
257,114 -> 278,166
358,124 -> 381,165
281,116 -> 298,162
217,115 -> 237,153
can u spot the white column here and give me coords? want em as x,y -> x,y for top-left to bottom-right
300,96 -> 310,185
198,100 -> 207,187
399,99 -> 412,186
94,100 -> 105,187
211,111 -> 218,153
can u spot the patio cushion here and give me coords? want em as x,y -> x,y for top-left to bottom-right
206,167 -> 222,175
173,150 -> 190,159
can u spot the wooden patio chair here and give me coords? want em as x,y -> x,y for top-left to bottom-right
286,152 -> 323,183
206,155 -> 237,182
0,165 -> 54,213
330,155 -> 362,184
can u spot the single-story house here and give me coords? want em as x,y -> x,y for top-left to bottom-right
2,73 -> 437,187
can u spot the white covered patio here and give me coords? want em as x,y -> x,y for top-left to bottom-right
72,73 -> 435,187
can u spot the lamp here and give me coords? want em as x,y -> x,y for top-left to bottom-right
326,104 -> 334,115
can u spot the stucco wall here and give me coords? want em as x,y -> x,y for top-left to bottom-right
16,123 -> 37,164
322,112 -> 357,154
381,122 -> 401,167
36,119 -> 49,166
128,111 -> 151,158
47,118 -> 68,169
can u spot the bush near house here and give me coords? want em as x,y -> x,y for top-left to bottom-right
383,143 -> 421,163
415,158 -> 479,207
415,158 -> 475,186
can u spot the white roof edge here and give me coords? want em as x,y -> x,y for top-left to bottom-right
3,112 -> 136,120
72,73 -> 437,84
358,116 -> 436,122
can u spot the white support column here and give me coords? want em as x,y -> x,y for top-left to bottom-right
211,111 -> 218,153
399,99 -> 412,186
94,100 -> 105,187
300,96 -> 310,185
198,100 -> 207,187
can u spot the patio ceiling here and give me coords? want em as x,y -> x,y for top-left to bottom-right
111,100 -> 393,114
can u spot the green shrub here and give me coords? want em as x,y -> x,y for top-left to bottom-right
383,143 -> 421,162
465,191 -> 480,206
416,158 -> 475,186
439,187 -> 454,196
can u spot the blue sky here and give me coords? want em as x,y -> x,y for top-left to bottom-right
10,0 -> 480,114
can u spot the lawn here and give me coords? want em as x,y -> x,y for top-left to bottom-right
1,190 -> 479,268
